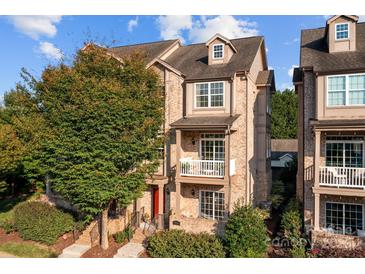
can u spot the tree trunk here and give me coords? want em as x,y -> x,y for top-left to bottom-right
101,207 -> 109,250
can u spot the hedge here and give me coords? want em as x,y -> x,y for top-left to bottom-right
13,201 -> 75,245
147,230 -> 225,258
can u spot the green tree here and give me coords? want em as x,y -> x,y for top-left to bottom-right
3,46 -> 164,249
0,81 -> 50,195
271,89 -> 297,139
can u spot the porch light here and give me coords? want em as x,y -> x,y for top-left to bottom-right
191,189 -> 195,196
192,137 -> 196,145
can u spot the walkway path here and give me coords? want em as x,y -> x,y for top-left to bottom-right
113,228 -> 146,258
0,251 -> 17,258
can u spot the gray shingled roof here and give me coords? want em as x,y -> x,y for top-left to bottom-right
300,22 -> 365,73
164,36 -> 264,80
170,115 -> 240,128
292,67 -> 302,83
107,39 -> 178,64
256,70 -> 275,90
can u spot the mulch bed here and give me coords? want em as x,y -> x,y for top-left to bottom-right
81,238 -> 127,258
0,228 -> 78,256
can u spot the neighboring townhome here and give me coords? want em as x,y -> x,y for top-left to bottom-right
104,33 -> 275,234
294,15 -> 365,247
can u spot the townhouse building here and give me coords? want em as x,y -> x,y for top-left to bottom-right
294,15 -> 365,247
106,33 -> 274,233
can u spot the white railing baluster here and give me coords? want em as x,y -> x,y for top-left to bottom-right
179,159 -> 226,178
319,166 -> 365,189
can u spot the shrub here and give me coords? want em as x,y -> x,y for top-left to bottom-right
113,225 -> 134,244
290,245 -> 307,258
0,214 -> 15,233
224,205 -> 269,258
270,180 -> 285,210
147,230 -> 225,258
13,201 -> 75,245
281,199 -> 302,240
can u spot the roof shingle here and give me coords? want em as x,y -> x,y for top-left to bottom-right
164,36 -> 264,80
300,22 -> 365,73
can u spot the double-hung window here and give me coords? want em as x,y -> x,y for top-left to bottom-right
325,136 -> 364,168
327,74 -> 365,106
195,82 -> 224,108
200,133 -> 225,161
326,202 -> 364,235
335,23 -> 349,40
199,190 -> 225,220
213,44 -> 224,59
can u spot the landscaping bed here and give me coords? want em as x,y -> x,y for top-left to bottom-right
81,237 -> 127,258
0,228 -> 78,257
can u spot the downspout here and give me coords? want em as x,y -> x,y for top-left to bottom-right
227,122 -> 232,214
244,72 -> 250,205
230,75 -> 234,117
182,81 -> 187,118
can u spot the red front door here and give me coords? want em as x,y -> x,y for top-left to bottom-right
153,187 -> 159,219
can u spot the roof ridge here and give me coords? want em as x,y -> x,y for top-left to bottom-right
110,39 -> 178,49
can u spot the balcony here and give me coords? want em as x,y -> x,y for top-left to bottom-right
179,158 -> 235,178
319,166 -> 365,189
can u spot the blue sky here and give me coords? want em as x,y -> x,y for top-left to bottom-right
0,15 -> 330,103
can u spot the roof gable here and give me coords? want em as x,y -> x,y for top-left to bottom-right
326,15 -> 359,24
205,34 -> 238,53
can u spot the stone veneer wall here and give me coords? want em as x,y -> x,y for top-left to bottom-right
312,230 -> 365,249
169,215 -> 226,236
303,71 -> 316,228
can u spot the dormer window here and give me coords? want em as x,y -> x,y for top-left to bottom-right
213,44 -> 224,59
335,23 -> 349,40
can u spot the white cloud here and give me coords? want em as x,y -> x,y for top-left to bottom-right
39,42 -> 63,61
268,66 -> 274,70
7,16 -> 62,40
279,82 -> 294,91
128,17 -> 138,32
284,38 -> 299,46
288,65 -> 298,78
157,15 -> 193,43
265,47 -> 269,53
188,16 -> 258,43
156,15 -> 258,44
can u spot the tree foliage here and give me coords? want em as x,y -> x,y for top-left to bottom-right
1,46 -> 164,221
271,89 -> 297,139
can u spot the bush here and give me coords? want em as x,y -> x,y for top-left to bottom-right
290,245 -> 307,258
0,214 -> 15,233
147,230 -> 225,258
113,225 -> 134,244
270,180 -> 285,210
281,199 -> 302,240
224,205 -> 269,258
13,201 -> 75,245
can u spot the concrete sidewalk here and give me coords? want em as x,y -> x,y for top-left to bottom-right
0,251 -> 17,258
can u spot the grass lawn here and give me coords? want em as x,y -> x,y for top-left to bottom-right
0,242 -> 57,258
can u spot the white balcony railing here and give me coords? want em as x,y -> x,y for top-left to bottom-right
319,166 -> 365,189
180,159 -> 225,178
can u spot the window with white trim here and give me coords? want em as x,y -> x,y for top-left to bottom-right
213,44 -> 224,59
195,82 -> 224,108
200,133 -> 225,161
325,202 -> 364,235
199,190 -> 225,220
327,74 -> 365,106
335,23 -> 349,40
